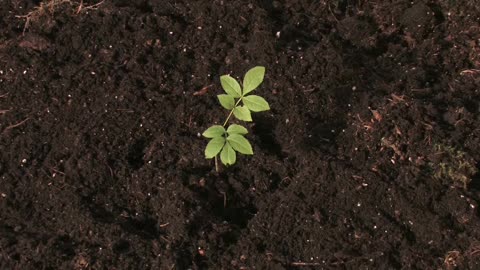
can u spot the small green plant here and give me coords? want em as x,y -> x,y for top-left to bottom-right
431,144 -> 477,189
203,66 -> 270,169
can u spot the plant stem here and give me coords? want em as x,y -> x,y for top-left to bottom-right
222,97 -> 243,127
215,97 -> 243,172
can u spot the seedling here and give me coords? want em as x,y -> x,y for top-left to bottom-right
431,144 -> 477,189
203,66 -> 270,170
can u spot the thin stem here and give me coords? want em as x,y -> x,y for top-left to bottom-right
216,96 -> 243,172
222,97 -> 243,127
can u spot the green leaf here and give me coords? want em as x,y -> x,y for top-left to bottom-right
217,94 -> 235,110
227,134 -> 253,155
205,137 -> 225,158
243,66 -> 265,95
202,125 -> 226,138
233,106 -> 252,122
220,142 -> 236,165
227,124 -> 248,135
243,95 -> 270,112
220,75 -> 242,98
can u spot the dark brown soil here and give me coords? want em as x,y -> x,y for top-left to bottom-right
1,0 -> 480,269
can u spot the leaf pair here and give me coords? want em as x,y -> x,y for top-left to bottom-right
203,124 -> 252,165
218,66 -> 270,122
220,66 -> 264,97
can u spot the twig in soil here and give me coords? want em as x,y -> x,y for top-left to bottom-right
214,156 -> 219,173
370,109 -> 382,122
291,262 -> 322,266
75,0 -> 83,13
76,0 -> 105,14
328,4 -> 339,22
143,141 -> 158,162
352,175 -> 363,180
4,118 -> 31,131
356,114 -> 374,132
47,166 -> 65,176
388,93 -> 407,104
470,249 -> 480,257
16,0 -> 72,35
16,0 -> 104,35
0,93 -> 8,98
460,69 -> 480,75
41,168 -> 67,190
193,84 -> 213,96
116,109 -> 135,113
106,163 -> 114,178
220,191 -> 227,207
159,223 -> 170,228
468,242 -> 480,257
0,110 -> 10,115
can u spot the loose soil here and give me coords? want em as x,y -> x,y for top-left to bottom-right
1,0 -> 480,269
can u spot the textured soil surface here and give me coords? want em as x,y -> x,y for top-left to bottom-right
1,0 -> 480,269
